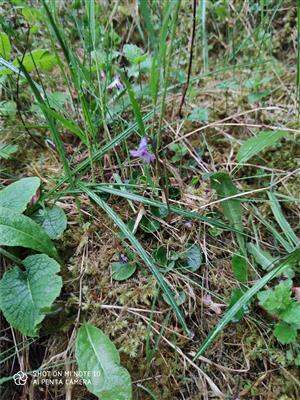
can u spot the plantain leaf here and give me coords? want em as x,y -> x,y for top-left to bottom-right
237,130 -> 288,164
75,324 -> 132,400
210,172 -> 246,255
0,254 -> 62,336
0,206 -> 58,259
232,253 -> 248,282
0,177 -> 40,213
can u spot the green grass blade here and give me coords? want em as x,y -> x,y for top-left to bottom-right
139,0 -> 156,51
268,191 -> 300,248
79,184 -> 191,337
120,71 -> 146,137
86,185 -> 243,233
18,61 -> 73,183
193,247 -> 300,360
201,0 -> 208,72
247,243 -> 275,270
48,110 -> 154,193
39,105 -> 87,144
253,206 -> 293,252
210,172 -> 246,254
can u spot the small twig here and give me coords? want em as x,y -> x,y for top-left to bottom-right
178,0 -> 197,116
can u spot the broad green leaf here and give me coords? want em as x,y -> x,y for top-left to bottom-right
232,253 -> 248,282
140,216 -> 160,233
193,247 -> 300,360
0,32 -> 11,59
187,107 -> 209,122
13,49 -> 57,72
237,130 -> 288,164
0,254 -> 62,336
280,303 -> 300,328
274,322 -> 297,344
75,324 -> 132,400
247,243 -> 275,270
0,177 -> 40,213
0,143 -> 18,159
123,44 -> 147,65
0,100 -> 16,115
247,90 -> 270,103
169,143 -> 188,162
0,206 -> 58,259
32,206 -> 67,239
210,172 -> 245,255
111,262 -> 136,281
184,244 -> 203,272
153,245 -> 168,267
22,7 -> 41,23
150,205 -> 169,218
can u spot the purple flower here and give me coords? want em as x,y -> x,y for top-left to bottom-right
107,75 -> 124,91
130,136 -> 155,164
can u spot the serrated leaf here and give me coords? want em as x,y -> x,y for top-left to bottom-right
257,279 -> 292,314
274,322 -> 297,344
0,254 -> 62,336
193,248 -> 300,360
0,32 -> 11,59
280,302 -> 300,328
210,172 -> 245,255
232,253 -> 248,282
32,206 -> 67,239
0,206 -> 58,259
237,130 -> 288,164
111,262 -> 136,281
75,324 -> 132,400
123,44 -> 147,65
0,177 -> 40,213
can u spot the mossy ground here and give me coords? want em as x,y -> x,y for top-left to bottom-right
1,1 -> 299,399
